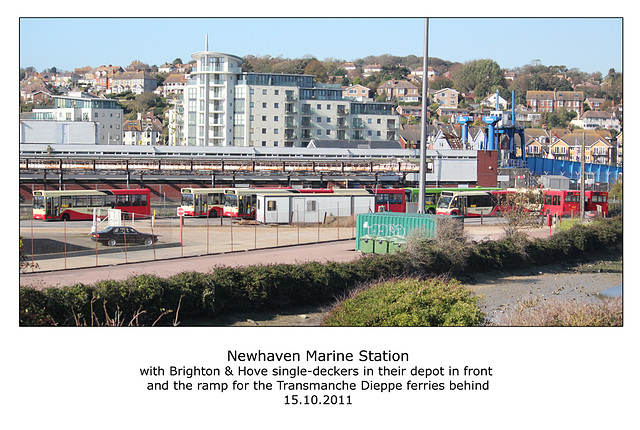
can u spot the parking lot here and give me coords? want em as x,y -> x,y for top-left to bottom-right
19,215 -> 361,272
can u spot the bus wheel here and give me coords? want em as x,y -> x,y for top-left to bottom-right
209,210 -> 219,218
427,208 -> 435,214
61,213 -> 70,221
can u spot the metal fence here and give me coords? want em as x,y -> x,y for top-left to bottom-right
20,210 -> 358,273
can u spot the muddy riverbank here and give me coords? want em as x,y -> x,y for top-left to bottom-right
209,252 -> 622,327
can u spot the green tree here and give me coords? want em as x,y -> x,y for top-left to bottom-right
429,77 -> 454,91
451,59 -> 506,98
375,91 -> 388,102
541,109 -> 577,128
304,59 -> 328,82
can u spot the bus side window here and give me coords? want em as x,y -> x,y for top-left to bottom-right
131,194 -> 141,206
117,195 -> 131,206
106,195 -> 116,208
90,195 -> 103,206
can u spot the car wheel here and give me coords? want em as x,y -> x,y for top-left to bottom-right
144,237 -> 153,246
107,239 -> 117,247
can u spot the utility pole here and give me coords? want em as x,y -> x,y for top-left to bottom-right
580,132 -> 585,220
418,18 -> 429,213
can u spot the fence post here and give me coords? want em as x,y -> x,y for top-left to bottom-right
123,217 -> 128,264
95,228 -> 99,266
230,216 -> 234,252
206,210 -> 210,255
297,208 -> 300,245
30,216 -> 35,272
151,222 -> 156,260
63,218 -> 67,269
179,215 -> 183,258
337,202 -> 340,240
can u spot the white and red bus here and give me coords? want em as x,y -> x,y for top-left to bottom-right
585,190 -> 609,216
179,188 -> 227,217
32,188 -> 151,221
541,189 -> 580,217
436,190 -> 512,217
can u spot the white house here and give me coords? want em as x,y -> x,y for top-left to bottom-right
570,110 -> 621,131
481,93 -> 509,110
123,112 -> 164,145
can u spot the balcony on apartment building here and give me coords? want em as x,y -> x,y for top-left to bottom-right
285,105 -> 297,115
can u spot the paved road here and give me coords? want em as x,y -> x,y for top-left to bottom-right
20,239 -> 361,289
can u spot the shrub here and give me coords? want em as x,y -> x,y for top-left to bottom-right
19,288 -> 55,326
322,278 -> 485,327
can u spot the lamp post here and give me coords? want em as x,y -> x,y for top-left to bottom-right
418,18 -> 429,213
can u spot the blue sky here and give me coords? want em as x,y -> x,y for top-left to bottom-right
19,17 -> 622,75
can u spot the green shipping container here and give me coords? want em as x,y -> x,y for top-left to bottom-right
355,212 -> 463,251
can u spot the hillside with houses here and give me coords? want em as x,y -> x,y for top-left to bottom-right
19,54 -> 622,167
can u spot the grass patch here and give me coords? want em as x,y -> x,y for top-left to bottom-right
497,297 -> 622,326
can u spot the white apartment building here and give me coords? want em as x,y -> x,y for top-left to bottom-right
179,41 -> 400,148
183,45 -> 244,146
25,91 -> 123,144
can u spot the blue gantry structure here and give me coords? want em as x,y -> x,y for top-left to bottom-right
458,90 -> 621,184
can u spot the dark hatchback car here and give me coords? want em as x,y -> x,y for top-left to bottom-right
90,226 -> 159,246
